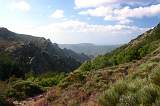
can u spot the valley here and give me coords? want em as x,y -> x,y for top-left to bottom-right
59,43 -> 120,57
1,0 -> 160,106
0,23 -> 160,106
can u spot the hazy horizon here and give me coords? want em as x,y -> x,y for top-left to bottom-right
58,42 -> 124,45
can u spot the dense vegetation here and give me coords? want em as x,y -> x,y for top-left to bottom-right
6,81 -> 44,100
99,58 -> 160,106
0,72 -> 67,101
0,53 -> 22,80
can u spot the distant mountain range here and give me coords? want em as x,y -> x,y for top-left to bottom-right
0,28 -> 90,79
59,43 -> 120,57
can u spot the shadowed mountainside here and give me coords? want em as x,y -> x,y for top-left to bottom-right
0,27 -> 90,78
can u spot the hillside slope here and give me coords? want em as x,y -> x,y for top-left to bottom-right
22,23 -> 160,106
80,23 -> 160,71
0,28 -> 90,79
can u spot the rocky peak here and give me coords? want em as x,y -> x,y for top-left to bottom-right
0,27 -> 16,40
156,22 -> 160,28
0,27 -> 9,32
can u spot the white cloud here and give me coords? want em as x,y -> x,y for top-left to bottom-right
75,0 -> 156,8
51,9 -> 64,19
5,20 -> 149,44
75,0 -> 118,8
79,4 -> 160,24
35,21 -> 149,44
79,6 -> 113,17
114,4 -> 160,18
8,1 -> 31,12
117,19 -> 133,25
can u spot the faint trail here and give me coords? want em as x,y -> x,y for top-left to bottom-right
14,93 -> 49,106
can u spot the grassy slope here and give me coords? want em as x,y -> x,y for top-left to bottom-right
25,46 -> 160,106
16,23 -> 160,106
79,23 -> 160,71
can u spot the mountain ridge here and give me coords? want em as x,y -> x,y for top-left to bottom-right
0,28 -> 90,78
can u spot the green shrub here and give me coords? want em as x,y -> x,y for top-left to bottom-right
91,56 -> 111,70
114,81 -> 127,94
127,78 -> 147,92
80,61 -> 92,71
99,81 -> 127,106
99,76 -> 160,106
99,88 -> 119,106
37,77 -> 60,87
0,52 -> 25,80
137,84 -> 160,105
26,72 -> 66,87
6,80 -> 44,100
0,53 -> 16,80
150,67 -> 160,86
58,71 -> 86,89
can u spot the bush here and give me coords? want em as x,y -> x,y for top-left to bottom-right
150,67 -> 160,86
6,80 -> 44,100
99,81 -> 127,106
0,53 -> 25,80
80,61 -> 92,71
58,71 -> 86,89
99,88 -> 119,106
25,72 -> 66,87
137,84 -> 160,105
37,77 -> 61,87
99,77 -> 160,106
0,53 -> 15,80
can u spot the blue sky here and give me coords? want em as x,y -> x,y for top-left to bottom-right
0,0 -> 160,45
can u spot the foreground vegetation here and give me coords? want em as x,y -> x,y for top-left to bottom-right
42,46 -> 160,106
0,72 -> 67,103
99,59 -> 160,106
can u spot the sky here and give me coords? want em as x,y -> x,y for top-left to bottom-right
0,0 -> 160,45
